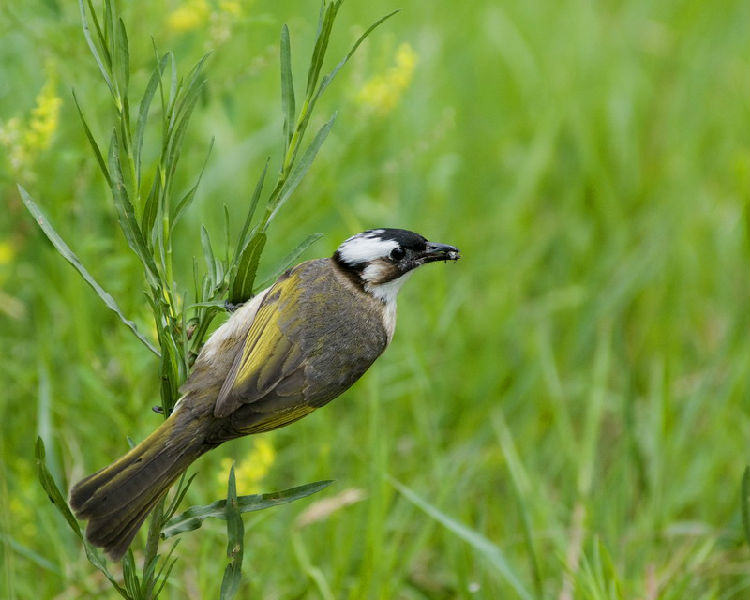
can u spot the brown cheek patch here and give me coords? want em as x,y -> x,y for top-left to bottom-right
369,259 -> 400,284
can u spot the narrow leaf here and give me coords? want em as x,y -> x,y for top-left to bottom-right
280,24 -> 295,151
18,186 -> 159,356
233,159 -> 269,264
85,0 -> 111,69
71,90 -> 111,186
121,550 -> 141,598
108,132 -> 161,289
268,113 -> 337,225
142,171 -> 161,246
35,438 -> 81,537
114,17 -> 130,100
135,53 -> 169,185
742,467 -> 750,548
172,137 -> 214,229
78,0 -> 115,96
219,467 -> 244,599
201,226 -> 217,286
306,1 -> 339,97
315,9 -> 400,102
161,480 -> 334,539
230,232 -> 266,305
36,437 -> 129,597
255,233 -> 323,291
390,477 -> 533,600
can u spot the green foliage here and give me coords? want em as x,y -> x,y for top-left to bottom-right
161,480 -> 333,539
4,0 -> 750,598
219,466 -> 243,599
13,0 -> 392,597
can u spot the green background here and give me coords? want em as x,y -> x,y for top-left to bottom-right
2,0 -> 750,597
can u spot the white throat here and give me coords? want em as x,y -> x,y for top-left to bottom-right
364,271 -> 413,343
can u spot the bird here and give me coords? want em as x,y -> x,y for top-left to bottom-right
69,228 -> 460,560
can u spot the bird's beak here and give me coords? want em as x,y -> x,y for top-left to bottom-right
418,241 -> 461,264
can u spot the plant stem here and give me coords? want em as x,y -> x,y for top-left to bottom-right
143,496 -> 166,598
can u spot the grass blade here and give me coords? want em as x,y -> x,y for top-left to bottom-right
201,225 -> 217,286
306,1 -> 339,98
108,132 -> 161,289
85,0 -> 111,69
78,0 -> 115,97
315,9 -> 400,102
219,466 -> 244,599
114,17 -> 130,101
390,477 -> 533,600
229,232 -> 266,304
35,437 -> 80,537
280,24 -> 295,152
135,52 -> 168,185
161,480 -> 334,539
255,233 -> 323,291
35,437 -> 129,597
18,186 -> 159,356
71,90 -> 111,186
742,467 -> 750,548
234,159 -> 269,265
267,113 -> 337,225
173,137 -> 214,229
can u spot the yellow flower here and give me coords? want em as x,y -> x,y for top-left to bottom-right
357,43 -> 418,116
168,0 -> 210,33
217,436 -> 276,494
0,67 -> 61,179
24,78 -> 62,153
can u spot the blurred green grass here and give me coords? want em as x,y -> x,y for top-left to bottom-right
2,0 -> 750,598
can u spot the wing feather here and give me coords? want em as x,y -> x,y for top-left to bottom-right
213,274 -> 307,418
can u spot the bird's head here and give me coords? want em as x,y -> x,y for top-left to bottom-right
333,228 -> 460,303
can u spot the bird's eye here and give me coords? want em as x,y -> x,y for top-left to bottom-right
390,247 -> 405,261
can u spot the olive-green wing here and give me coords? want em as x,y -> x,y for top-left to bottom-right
213,274 -> 307,419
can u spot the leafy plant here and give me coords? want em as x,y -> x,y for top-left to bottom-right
22,0 -> 395,596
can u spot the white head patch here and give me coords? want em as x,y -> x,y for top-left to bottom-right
336,230 -> 398,266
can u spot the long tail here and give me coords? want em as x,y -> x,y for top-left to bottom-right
69,406 -> 208,561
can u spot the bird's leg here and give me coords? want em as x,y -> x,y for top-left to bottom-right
224,300 -> 243,313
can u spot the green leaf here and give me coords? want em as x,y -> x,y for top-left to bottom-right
135,52 -> 169,186
78,0 -> 115,96
219,466 -> 244,599
172,137 -> 214,229
201,226 -> 217,286
255,233 -> 323,291
18,186 -> 159,356
742,467 -> 750,548
71,90 -> 111,186
229,232 -> 266,304
108,132 -> 161,290
35,437 -> 129,597
164,472 -> 197,522
84,0 -> 111,69
315,9 -> 400,102
390,477 -> 533,600
141,169 -> 162,246
233,159 -> 269,265
152,540 -> 180,599
114,17 -> 130,101
121,550 -> 141,598
35,437 -> 81,537
305,1 -> 340,98
161,480 -> 334,539
280,24 -> 295,152
267,113 -> 337,225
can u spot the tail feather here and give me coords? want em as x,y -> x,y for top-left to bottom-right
70,409 -> 207,561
